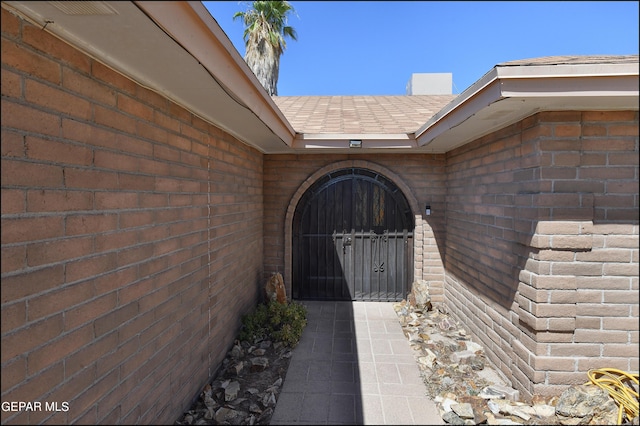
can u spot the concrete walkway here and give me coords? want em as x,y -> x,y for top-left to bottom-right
271,301 -> 444,425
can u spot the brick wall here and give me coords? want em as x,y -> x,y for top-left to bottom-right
1,7 -> 263,424
263,155 -> 447,302
2,4 -> 638,420
444,111 -> 639,400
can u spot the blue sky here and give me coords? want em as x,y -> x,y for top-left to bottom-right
203,1 -> 639,96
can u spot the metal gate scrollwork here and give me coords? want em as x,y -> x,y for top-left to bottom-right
372,230 -> 388,273
292,168 -> 414,301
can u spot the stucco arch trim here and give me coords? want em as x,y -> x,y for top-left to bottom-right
283,160 -> 422,299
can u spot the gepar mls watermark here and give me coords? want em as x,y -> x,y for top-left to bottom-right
2,401 -> 69,412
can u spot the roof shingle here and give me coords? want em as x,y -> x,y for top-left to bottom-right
273,95 -> 457,135
498,54 -> 639,66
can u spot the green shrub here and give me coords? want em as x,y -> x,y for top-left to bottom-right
239,300 -> 307,348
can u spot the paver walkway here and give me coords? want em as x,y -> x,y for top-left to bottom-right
271,301 -> 444,425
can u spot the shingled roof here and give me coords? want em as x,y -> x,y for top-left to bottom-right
274,55 -> 639,142
497,54 -> 639,66
272,95 -> 456,135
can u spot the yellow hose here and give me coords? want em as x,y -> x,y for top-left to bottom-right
585,368 -> 639,425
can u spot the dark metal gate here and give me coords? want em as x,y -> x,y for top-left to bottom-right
292,168 -> 413,301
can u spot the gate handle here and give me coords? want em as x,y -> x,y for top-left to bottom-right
343,237 -> 352,246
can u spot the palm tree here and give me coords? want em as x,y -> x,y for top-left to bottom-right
233,1 -> 297,96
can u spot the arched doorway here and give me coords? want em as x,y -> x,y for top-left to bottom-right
292,168 -> 414,301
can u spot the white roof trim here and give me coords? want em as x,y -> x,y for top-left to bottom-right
293,133 -> 416,150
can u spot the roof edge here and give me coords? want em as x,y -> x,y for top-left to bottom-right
414,68 -> 502,143
415,59 -> 640,151
292,133 -> 416,150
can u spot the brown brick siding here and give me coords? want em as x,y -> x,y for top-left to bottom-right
1,8 -> 263,424
444,111 -> 639,400
2,3 -> 639,421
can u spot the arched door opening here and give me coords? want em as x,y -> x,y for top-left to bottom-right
292,168 -> 414,301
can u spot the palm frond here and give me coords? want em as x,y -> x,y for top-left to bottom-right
233,1 -> 297,95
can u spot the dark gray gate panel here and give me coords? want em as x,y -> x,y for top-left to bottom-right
348,230 -> 409,301
293,168 -> 414,301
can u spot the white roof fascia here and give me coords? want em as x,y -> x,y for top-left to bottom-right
497,62 -> 640,97
292,133 -> 416,150
495,61 -> 639,79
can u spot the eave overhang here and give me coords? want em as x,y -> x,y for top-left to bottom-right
3,0 -> 296,153
415,62 -> 640,153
